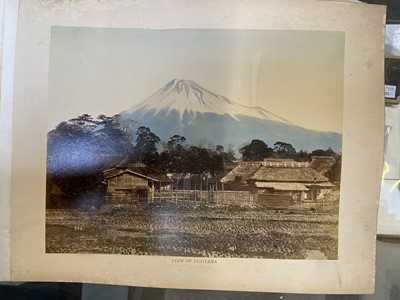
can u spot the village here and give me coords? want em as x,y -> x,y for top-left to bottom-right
102,156 -> 340,208
45,118 -> 341,259
46,154 -> 340,259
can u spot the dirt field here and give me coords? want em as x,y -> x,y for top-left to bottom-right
46,204 -> 338,259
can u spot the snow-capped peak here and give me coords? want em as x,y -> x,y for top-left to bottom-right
123,79 -> 292,124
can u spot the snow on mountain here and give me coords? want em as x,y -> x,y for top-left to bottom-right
119,79 -> 342,152
123,79 -> 292,124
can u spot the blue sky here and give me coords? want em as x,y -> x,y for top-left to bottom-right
48,27 -> 344,133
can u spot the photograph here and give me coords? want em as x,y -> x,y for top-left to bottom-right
45,27 -> 344,260
6,0 -> 386,293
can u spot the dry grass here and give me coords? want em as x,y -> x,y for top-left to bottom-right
46,204 -> 338,259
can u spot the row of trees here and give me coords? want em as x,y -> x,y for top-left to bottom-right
239,139 -> 339,162
48,113 -> 341,176
47,114 -> 133,176
131,127 -> 235,175
46,114 -> 340,208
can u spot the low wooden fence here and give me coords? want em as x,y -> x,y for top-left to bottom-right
148,190 -> 339,208
152,190 -> 257,206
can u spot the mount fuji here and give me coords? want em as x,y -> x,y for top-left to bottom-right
119,79 -> 342,152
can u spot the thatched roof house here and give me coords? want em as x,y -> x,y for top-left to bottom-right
220,161 -> 263,187
249,162 -> 328,184
220,159 -> 335,204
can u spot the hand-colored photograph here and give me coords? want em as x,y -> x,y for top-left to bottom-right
45,27 -> 344,259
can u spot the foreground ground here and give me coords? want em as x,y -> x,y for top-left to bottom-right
46,204 -> 338,259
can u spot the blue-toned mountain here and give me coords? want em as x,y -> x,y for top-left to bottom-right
119,79 -> 342,152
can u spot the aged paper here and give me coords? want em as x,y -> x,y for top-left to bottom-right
8,0 -> 385,294
0,0 -> 18,281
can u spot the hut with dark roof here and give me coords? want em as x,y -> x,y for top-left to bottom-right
102,164 -> 172,204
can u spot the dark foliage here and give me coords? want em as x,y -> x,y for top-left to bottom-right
159,136 -> 227,175
46,114 -> 342,208
331,155 -> 342,183
310,147 -> 337,157
273,141 -> 297,159
239,139 -> 274,161
293,149 -> 310,162
47,114 -> 133,208
131,126 -> 161,166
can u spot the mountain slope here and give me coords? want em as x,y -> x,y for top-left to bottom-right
124,79 -> 292,124
120,79 -> 342,152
